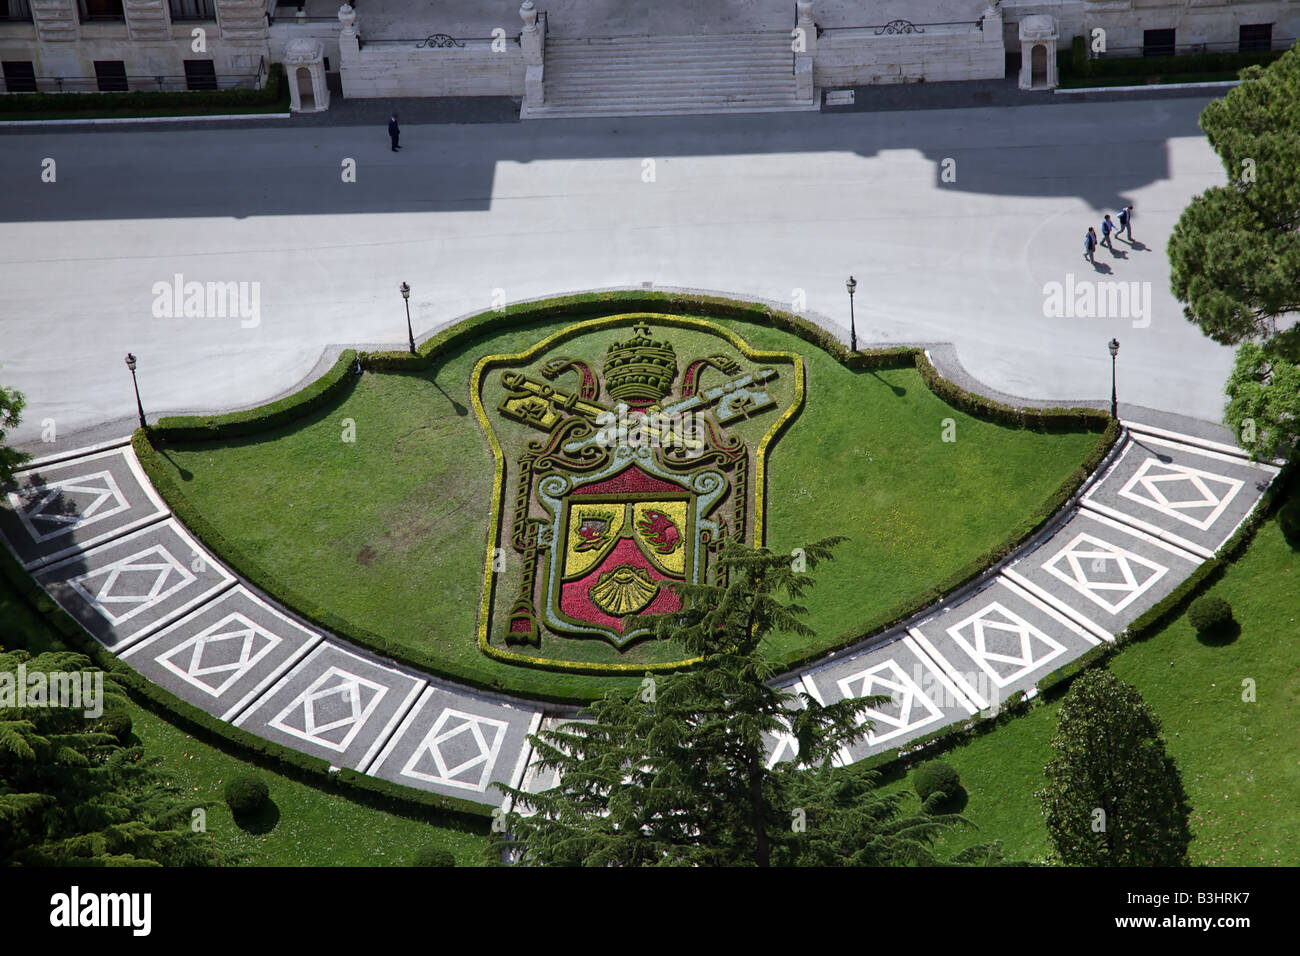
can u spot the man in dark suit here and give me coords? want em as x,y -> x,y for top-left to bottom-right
388,112 -> 401,151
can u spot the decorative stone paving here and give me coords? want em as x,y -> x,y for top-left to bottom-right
0,426 -> 1282,806
800,634 -> 979,763
0,444 -> 167,569
1004,509 -> 1202,636
233,642 -> 425,774
35,518 -> 234,652
368,686 -> 540,800
119,585 -> 324,721
909,576 -> 1102,711
1082,432 -> 1280,558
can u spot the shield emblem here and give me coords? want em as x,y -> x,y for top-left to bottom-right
540,459 -> 724,647
471,315 -> 805,670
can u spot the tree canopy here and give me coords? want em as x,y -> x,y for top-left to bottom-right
1168,45 -> 1300,345
0,647 -> 211,866
1038,669 -> 1192,867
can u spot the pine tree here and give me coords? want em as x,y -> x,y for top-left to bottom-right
0,648 -> 211,866
1168,44 -> 1300,347
1037,669 -> 1192,866
494,538 -> 999,867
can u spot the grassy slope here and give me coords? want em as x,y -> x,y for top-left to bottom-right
0,574 -> 489,867
880,502 -> 1300,866
147,317 -> 1100,699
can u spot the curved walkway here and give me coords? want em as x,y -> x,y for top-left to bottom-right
0,410 -> 1280,808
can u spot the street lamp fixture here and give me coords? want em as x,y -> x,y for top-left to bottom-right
846,275 -> 858,353
124,352 -> 147,431
1108,338 -> 1120,420
400,281 -> 415,355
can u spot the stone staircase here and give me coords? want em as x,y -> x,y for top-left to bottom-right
522,33 -> 815,119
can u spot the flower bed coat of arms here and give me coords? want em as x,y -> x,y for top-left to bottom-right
472,315 -> 804,673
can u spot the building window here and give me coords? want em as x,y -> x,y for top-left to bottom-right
0,0 -> 33,22
169,0 -> 214,20
1239,24 -> 1273,53
79,0 -> 124,20
184,59 -> 218,90
94,60 -> 128,92
2,61 -> 37,93
1142,29 -> 1176,57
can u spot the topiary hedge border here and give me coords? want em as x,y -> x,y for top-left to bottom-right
0,65 -> 289,115
1062,35 -> 1286,82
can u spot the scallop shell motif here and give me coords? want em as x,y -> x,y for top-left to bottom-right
589,564 -> 659,616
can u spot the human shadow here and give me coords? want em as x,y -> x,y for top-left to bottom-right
1106,246 -> 1129,260
1090,260 -> 1114,275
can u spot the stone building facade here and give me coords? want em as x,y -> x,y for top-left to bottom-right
1,0 -> 1297,109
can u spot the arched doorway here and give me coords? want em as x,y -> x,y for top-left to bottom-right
1031,44 -> 1047,87
296,66 -> 315,111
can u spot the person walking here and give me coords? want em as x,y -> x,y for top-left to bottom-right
1118,204 -> 1134,241
388,112 -> 401,152
1084,226 -> 1097,264
1101,214 -> 1117,251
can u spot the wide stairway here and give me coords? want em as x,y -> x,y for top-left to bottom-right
522,33 -> 815,119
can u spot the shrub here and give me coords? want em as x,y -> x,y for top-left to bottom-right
1186,595 -> 1234,635
913,760 -> 961,802
412,847 -> 456,867
224,774 -> 270,817
1278,498 -> 1300,546
94,711 -> 133,743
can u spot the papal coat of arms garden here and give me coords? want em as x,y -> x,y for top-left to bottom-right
473,316 -> 803,673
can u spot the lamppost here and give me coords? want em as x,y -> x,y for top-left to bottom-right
124,352 -> 146,430
846,275 -> 858,352
1108,338 -> 1120,419
400,281 -> 415,355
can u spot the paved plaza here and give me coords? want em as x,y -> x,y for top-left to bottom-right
0,92 -> 1244,454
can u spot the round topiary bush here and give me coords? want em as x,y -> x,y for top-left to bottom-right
913,760 -> 961,802
1187,595 -> 1234,635
412,847 -> 456,867
1279,499 -> 1300,546
224,774 -> 269,817
95,710 -> 133,744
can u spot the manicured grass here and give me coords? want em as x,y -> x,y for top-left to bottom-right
127,706 -> 487,867
146,316 -> 1102,699
0,574 -> 489,867
880,497 -> 1300,866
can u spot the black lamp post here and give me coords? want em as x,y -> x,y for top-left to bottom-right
846,275 -> 858,352
400,281 -> 415,355
124,352 -> 146,430
1108,338 -> 1120,419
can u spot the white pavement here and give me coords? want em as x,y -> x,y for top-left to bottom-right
1,95 -> 1238,452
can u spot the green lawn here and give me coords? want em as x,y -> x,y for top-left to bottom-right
881,496 -> 1300,866
146,316 -> 1103,699
0,574 -> 489,867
